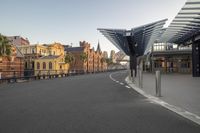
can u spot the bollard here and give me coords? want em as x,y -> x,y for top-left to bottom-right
128,69 -> 132,81
155,70 -> 161,97
131,69 -> 135,83
139,70 -> 143,88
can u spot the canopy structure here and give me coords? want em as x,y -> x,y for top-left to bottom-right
98,0 -> 200,77
98,19 -> 167,57
161,0 -> 200,44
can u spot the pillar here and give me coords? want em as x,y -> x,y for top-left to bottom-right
192,41 -> 200,77
130,54 -> 137,77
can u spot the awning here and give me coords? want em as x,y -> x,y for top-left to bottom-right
161,0 -> 200,44
98,19 -> 167,56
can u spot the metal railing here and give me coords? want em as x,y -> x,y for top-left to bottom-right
0,68 -> 126,84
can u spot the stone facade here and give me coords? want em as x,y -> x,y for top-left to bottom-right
18,43 -> 69,76
34,55 -> 69,76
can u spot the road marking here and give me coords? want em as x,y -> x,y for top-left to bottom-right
120,82 -> 124,85
125,85 -> 131,88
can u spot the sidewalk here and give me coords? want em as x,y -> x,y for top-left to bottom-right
132,72 -> 200,117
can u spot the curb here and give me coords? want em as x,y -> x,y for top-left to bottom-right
125,77 -> 200,126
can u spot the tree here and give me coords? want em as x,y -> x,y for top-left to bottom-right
80,52 -> 88,72
65,52 -> 75,71
80,52 -> 88,62
0,34 -> 12,57
106,58 -> 112,65
101,58 -> 106,63
65,52 -> 74,64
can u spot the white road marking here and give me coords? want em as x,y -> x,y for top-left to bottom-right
120,82 -> 124,85
125,85 -> 131,88
110,71 -> 200,126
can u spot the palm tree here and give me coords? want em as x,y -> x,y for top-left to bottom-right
80,52 -> 88,72
0,34 -> 11,57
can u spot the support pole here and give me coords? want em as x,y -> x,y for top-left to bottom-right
138,69 -> 143,88
192,41 -> 200,77
155,70 -> 161,97
138,58 -> 143,88
131,69 -> 135,83
129,69 -> 132,81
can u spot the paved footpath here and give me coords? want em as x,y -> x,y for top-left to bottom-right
0,71 -> 200,133
133,72 -> 200,116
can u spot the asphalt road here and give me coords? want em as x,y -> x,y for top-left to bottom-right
0,70 -> 200,133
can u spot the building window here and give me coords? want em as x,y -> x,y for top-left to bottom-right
25,62 -> 28,69
60,65 -> 62,69
43,62 -> 46,70
37,62 -> 40,70
49,62 -> 52,70
32,48 -> 35,53
32,61 -> 34,69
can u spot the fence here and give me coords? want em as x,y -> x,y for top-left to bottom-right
0,68 -> 126,84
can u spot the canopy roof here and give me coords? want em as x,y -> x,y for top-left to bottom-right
98,19 -> 167,56
161,0 -> 200,44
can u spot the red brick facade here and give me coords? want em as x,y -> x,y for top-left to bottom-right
65,41 -> 107,73
0,46 -> 24,79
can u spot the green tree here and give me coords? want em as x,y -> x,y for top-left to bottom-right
106,58 -> 112,65
80,52 -> 88,62
65,52 -> 74,64
0,34 -> 11,57
80,52 -> 88,72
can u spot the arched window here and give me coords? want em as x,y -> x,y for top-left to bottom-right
32,61 -> 34,69
49,62 -> 52,69
43,62 -> 46,70
37,62 -> 40,70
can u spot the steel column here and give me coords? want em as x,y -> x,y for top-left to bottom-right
192,41 -> 200,77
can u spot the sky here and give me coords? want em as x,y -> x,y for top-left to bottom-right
0,0 -> 187,54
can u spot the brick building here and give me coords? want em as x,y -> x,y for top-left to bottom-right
7,36 -> 30,46
0,46 -> 24,79
65,41 -> 107,73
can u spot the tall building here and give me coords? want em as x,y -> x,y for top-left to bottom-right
7,36 -> 30,46
110,50 -> 116,63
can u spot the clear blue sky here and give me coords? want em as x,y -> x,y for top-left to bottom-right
0,0 -> 186,54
